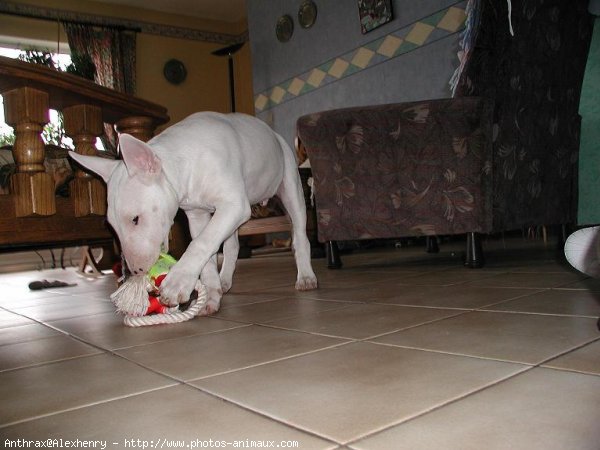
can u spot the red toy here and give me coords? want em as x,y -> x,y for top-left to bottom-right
146,274 -> 170,315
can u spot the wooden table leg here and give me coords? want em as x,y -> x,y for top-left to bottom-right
3,87 -> 55,217
115,116 -> 156,142
63,104 -> 106,217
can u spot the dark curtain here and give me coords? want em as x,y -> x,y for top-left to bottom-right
450,0 -> 593,230
63,23 -> 137,153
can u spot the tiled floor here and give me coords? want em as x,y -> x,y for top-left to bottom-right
0,237 -> 599,449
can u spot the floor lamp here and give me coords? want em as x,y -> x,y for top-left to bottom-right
211,42 -> 244,112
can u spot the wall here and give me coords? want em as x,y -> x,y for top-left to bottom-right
578,17 -> 600,225
247,0 -> 467,146
0,0 -> 255,128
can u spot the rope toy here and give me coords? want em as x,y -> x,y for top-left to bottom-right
110,253 -> 207,327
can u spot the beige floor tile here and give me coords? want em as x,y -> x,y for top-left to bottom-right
228,265 -> 300,293
1,385 -> 336,449
0,271 -> 75,291
45,275 -> 117,297
0,239 -> 596,445
0,287 -> 67,307
116,325 -> 346,381
192,342 -> 526,444
0,269 -> 113,300
462,271 -> 588,289
482,289 -> 600,317
0,353 -> 175,426
229,276 -> 296,293
259,284 -> 373,302
0,335 -> 102,371
11,296 -> 115,322
347,248 -> 463,270
268,303 -> 461,339
220,291 -> 287,308
509,261 -> 581,273
397,269 -> 504,286
352,368 -> 600,450
313,271 -> 415,289
0,310 -> 38,328
1,291 -> 76,309
48,312 -> 247,350
372,311 -> 599,364
0,322 -> 60,345
543,339 -> 600,375
0,267 -> 87,286
215,297 -> 352,324
557,277 -> 600,291
369,284 -> 540,309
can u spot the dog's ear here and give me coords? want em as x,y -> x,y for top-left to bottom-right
69,152 -> 119,183
119,134 -> 162,180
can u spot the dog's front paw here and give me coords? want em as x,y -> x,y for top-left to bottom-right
160,267 -> 198,306
296,275 -> 318,291
201,286 -> 222,315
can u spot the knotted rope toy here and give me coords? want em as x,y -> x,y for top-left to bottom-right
110,253 -> 207,327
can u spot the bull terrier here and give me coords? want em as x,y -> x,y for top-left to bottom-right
70,112 -> 318,315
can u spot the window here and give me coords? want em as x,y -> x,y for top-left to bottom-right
0,46 -> 102,150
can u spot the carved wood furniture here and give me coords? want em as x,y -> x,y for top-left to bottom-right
0,55 -> 169,251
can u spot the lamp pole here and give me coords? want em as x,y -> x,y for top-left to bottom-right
211,42 -> 244,112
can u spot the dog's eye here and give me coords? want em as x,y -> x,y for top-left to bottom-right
132,216 -> 139,225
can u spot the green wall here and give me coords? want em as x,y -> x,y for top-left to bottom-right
578,18 -> 600,225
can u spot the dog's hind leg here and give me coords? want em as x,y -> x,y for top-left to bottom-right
185,209 -> 223,315
220,230 -> 239,293
275,135 -> 318,290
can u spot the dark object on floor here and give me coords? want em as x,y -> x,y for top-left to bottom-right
28,280 -> 77,290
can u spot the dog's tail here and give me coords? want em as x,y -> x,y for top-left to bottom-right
274,132 -> 299,166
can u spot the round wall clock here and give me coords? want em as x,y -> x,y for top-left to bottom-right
298,0 -> 317,28
163,59 -> 187,85
276,14 -> 294,42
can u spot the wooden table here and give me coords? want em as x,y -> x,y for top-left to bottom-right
0,55 -> 169,250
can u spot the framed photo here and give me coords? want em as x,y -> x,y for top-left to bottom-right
358,0 -> 393,34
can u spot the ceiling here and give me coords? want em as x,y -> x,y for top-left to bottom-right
97,0 -> 247,23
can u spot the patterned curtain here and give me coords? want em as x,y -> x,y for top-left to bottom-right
63,23 -> 137,153
450,0 -> 593,230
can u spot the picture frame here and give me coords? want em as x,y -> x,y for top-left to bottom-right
358,0 -> 393,34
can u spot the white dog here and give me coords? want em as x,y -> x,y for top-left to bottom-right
70,112 -> 318,315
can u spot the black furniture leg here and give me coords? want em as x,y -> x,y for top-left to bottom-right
426,236 -> 439,253
326,240 -> 343,269
464,232 -> 484,268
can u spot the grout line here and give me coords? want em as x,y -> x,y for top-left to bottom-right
343,364 -> 535,447
0,384 -> 180,430
535,335 -> 600,375
366,340 -> 538,366
182,381 -> 342,447
109,321 -> 253,351
186,339 -> 354,382
472,308 -> 600,319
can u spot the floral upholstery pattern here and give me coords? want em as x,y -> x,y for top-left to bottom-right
297,97 -> 494,242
